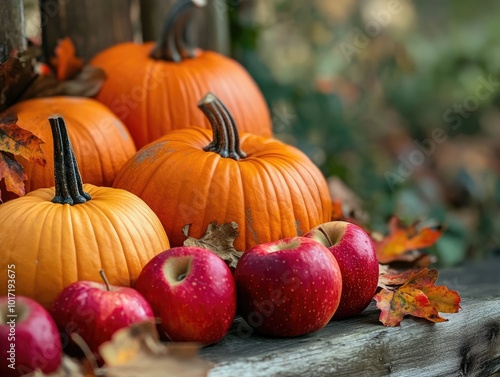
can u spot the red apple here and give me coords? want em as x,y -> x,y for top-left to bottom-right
304,221 -> 379,319
234,236 -> 342,337
135,246 -> 236,344
0,296 -> 61,376
50,271 -> 154,354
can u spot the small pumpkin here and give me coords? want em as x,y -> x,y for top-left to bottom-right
0,116 -> 169,308
113,93 -> 331,252
0,97 -> 136,202
90,0 -> 272,149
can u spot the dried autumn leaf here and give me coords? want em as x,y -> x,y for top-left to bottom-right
51,37 -> 83,81
183,221 -> 244,268
0,152 -> 26,197
0,115 -> 46,196
0,115 -> 46,165
375,216 -> 443,264
378,267 -> 420,290
19,65 -> 106,100
374,268 -> 461,326
24,355 -> 87,377
99,320 -> 212,377
0,54 -> 36,112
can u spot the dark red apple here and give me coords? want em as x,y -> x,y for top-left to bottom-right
234,236 -> 342,337
135,246 -> 236,344
0,296 -> 61,376
50,271 -> 154,354
304,221 -> 379,319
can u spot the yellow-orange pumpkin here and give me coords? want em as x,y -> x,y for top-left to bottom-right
0,97 -> 136,202
113,93 -> 331,251
0,116 -> 169,308
90,0 -> 271,149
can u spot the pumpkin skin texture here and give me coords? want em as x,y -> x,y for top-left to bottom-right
0,117 -> 169,309
113,93 -> 331,252
90,1 -> 271,149
0,97 -> 136,202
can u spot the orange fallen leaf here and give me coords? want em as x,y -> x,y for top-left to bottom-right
331,199 -> 344,220
374,268 -> 461,326
374,216 -> 443,264
51,37 -> 83,81
0,115 -> 46,197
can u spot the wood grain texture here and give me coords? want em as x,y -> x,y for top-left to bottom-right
40,0 -> 134,62
201,257 -> 500,377
0,0 -> 26,62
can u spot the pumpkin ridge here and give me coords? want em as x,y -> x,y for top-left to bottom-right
294,156 -> 331,223
27,198 -> 55,300
263,156 -> 306,236
82,196 -> 128,283
250,157 -> 291,242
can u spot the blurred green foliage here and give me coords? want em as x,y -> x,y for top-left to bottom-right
229,0 -> 500,265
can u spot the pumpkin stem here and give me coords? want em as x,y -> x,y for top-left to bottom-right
49,116 -> 91,205
198,93 -> 247,160
150,0 -> 207,62
99,269 -> 111,291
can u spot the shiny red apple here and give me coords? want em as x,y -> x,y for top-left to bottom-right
135,246 -> 236,344
234,236 -> 342,337
0,296 -> 61,376
304,221 -> 379,319
50,271 -> 154,354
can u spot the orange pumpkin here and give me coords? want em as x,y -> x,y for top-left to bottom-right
90,0 -> 272,149
113,93 -> 331,251
0,97 -> 136,202
0,116 -> 169,308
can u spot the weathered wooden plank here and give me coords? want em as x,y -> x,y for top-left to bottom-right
201,258 -> 500,377
40,0 -> 134,62
0,0 -> 26,62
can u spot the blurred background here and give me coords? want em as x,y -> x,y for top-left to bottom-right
226,0 -> 500,266
21,0 -> 500,266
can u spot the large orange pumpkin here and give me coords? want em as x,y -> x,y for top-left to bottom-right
113,93 -> 331,251
0,116 -> 169,308
90,0 -> 272,149
0,97 -> 136,202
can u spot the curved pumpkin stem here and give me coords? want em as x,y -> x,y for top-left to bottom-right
198,92 -> 247,160
150,0 -> 207,62
49,116 -> 91,205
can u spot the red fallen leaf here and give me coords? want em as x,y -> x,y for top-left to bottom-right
374,268 -> 461,326
0,115 -> 46,197
51,37 -> 83,81
0,152 -> 26,197
374,216 -> 443,264
378,267 -> 420,290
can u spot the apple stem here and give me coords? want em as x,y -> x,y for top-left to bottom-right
70,333 -> 99,371
318,226 -> 335,247
99,269 -> 111,291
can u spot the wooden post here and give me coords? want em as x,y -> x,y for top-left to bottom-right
40,0 -> 135,63
0,0 -> 27,62
140,0 -> 229,55
139,0 -> 177,42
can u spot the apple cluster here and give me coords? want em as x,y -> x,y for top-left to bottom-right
0,221 -> 377,376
